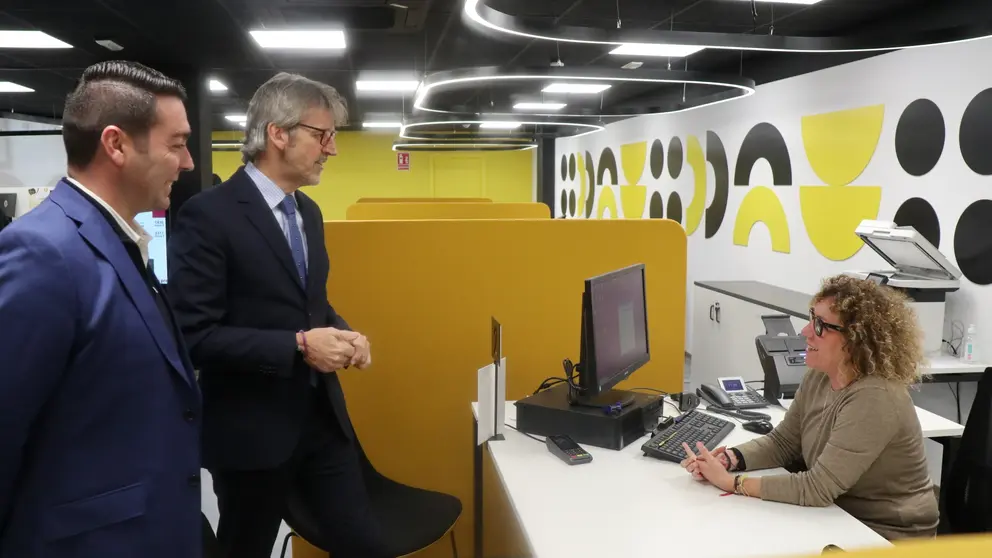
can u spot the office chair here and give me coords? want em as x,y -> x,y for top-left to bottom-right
944,368 -> 992,534
280,436 -> 463,558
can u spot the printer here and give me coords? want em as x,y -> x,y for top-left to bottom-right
846,220 -> 961,354
755,315 -> 808,405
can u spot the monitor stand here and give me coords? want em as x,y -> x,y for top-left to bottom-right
570,388 -> 636,410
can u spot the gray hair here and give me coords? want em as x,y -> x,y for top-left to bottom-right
241,72 -> 348,164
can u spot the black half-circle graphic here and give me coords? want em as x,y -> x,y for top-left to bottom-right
649,191 -> 664,218
584,151 -> 597,218
568,153 -> 576,180
705,131 -> 729,239
668,138 -> 683,179
560,155 -> 567,181
597,148 -> 619,186
733,122 -> 792,186
568,190 -> 576,217
650,139 -> 664,179
896,99 -> 945,177
667,192 -> 683,224
559,190 -> 568,217
960,89 -> 992,176
893,197 -> 940,248
954,199 -> 992,285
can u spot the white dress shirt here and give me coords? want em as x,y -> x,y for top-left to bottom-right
65,176 -> 152,265
244,163 -> 308,266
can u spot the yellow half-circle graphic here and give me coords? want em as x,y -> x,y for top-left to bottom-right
597,186 -> 618,219
577,152 -> 587,214
684,135 -> 706,235
733,186 -> 790,253
619,185 -> 647,219
620,141 -> 647,186
801,104 -> 885,186
799,185 -> 882,261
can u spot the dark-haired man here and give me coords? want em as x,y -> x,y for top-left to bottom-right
0,61 -> 200,558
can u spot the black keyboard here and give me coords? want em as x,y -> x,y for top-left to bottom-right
641,410 -> 735,463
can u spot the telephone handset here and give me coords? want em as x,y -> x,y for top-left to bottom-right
697,376 -> 769,410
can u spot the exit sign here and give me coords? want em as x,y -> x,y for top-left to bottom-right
397,152 -> 410,171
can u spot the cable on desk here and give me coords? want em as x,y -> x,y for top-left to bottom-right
745,380 -> 764,386
948,382 -> 962,424
504,423 -> 545,443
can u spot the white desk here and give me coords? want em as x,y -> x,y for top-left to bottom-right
923,354 -> 988,380
471,400 -> 964,558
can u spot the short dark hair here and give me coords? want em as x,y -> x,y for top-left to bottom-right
62,60 -> 187,168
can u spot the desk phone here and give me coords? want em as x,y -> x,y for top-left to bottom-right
546,434 -> 592,465
698,376 -> 769,410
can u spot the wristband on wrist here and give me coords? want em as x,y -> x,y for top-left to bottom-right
734,474 -> 751,497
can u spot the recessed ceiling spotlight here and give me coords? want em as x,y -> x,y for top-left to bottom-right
0,31 -> 72,49
249,30 -> 346,50
479,121 -> 522,129
542,83 -> 611,94
209,79 -> 228,92
610,43 -> 704,58
621,61 -> 643,70
355,80 -> 420,93
513,102 -> 566,111
0,81 -> 34,93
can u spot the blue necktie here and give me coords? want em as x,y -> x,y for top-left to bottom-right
279,195 -> 308,287
280,196 -> 317,387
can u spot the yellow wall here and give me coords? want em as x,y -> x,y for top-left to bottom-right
211,131 -> 534,220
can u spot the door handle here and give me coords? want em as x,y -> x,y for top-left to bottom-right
714,302 -> 721,323
709,304 -> 715,321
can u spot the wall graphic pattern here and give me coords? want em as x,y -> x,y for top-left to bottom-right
557,88 -> 992,286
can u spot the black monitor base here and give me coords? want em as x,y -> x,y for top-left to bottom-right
569,389 -> 636,410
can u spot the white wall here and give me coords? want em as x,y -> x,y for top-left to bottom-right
0,119 -> 64,216
556,37 -> 992,480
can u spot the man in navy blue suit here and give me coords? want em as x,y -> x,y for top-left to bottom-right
0,61 -> 201,558
169,73 -> 386,558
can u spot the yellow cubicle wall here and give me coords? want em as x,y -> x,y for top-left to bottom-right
292,219 -> 686,557
345,202 -> 550,221
356,197 -> 492,203
795,535 -> 992,557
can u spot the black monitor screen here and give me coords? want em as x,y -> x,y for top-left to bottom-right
589,266 -> 648,388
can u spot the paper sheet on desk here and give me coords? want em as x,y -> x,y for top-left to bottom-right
477,357 -> 506,445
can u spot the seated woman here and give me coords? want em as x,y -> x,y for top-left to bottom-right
682,274 -> 939,540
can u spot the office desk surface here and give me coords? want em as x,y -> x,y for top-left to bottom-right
473,402 -> 892,558
770,397 -> 965,439
924,354 -> 988,376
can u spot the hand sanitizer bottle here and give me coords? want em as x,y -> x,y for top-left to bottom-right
963,324 -> 977,362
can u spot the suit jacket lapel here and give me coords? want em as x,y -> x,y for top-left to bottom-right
50,182 -> 194,389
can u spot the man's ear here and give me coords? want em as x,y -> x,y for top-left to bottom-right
100,126 -> 127,167
267,122 -> 290,151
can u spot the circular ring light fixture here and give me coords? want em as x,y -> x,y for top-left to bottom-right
392,140 -> 537,152
400,118 -> 605,140
465,0 -> 992,54
414,66 -> 756,117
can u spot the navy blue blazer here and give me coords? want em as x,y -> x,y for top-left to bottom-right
0,181 -> 202,558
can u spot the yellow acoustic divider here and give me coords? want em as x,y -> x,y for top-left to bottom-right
356,197 -> 492,203
293,219 -> 686,557
789,535 -> 992,558
345,201 -> 550,221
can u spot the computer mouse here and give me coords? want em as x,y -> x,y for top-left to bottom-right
743,420 -> 773,435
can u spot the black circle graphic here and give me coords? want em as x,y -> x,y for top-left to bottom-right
668,138 -> 683,179
559,190 -> 568,217
560,155 -> 567,181
648,191 -> 664,218
960,89 -> 992,175
954,199 -> 992,285
893,197 -> 940,248
650,139 -> 664,179
568,190 -> 576,217
896,99 -> 945,177
568,154 -> 576,181
667,192 -> 683,224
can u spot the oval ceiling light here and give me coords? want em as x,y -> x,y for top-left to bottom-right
400,118 -> 605,140
393,140 -> 537,152
414,66 -> 755,117
464,0 -> 992,54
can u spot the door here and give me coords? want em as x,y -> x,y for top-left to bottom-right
432,156 -> 485,198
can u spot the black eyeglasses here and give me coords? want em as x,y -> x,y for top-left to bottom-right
810,308 -> 845,337
296,123 -> 336,147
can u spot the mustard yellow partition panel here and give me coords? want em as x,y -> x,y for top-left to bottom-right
344,202 -> 550,221
356,197 -> 492,203
791,535 -> 992,557
292,219 -> 685,557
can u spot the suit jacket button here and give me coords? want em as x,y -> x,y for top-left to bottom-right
184,409 -> 195,422
188,474 -> 200,488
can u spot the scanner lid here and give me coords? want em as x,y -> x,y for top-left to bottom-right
854,220 -> 961,281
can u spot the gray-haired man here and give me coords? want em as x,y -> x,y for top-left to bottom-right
168,72 -> 385,558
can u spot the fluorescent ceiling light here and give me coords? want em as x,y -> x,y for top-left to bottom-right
610,43 -> 704,58
542,83 -> 611,94
363,121 -> 402,128
249,30 -> 346,50
209,79 -> 228,92
741,0 -> 822,4
355,80 -> 420,93
513,102 -> 566,111
0,31 -> 72,49
0,81 -> 33,93
621,61 -> 643,69
224,114 -> 247,127
480,121 -> 521,129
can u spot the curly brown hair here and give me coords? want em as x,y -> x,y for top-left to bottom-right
812,275 -> 925,385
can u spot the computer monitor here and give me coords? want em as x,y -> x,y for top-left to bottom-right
571,263 -> 650,407
134,210 -> 169,284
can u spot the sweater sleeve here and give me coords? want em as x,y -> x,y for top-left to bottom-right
733,372 -> 809,471
759,386 -> 899,507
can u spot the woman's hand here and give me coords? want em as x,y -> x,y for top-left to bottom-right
682,442 -> 736,493
680,445 -> 731,481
